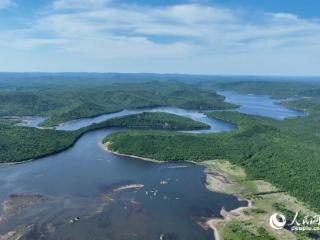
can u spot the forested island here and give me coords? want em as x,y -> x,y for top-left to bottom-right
0,80 -> 235,127
0,111 -> 209,163
0,77 -> 234,162
104,83 -> 320,212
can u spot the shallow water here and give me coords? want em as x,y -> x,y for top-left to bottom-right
0,128 -> 246,239
0,91 -> 305,240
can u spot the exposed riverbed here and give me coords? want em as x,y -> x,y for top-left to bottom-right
0,91 -> 304,240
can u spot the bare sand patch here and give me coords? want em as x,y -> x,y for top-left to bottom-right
101,142 -> 162,163
0,194 -> 48,224
201,160 -> 305,240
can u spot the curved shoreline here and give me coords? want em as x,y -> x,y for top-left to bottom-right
0,131 -> 87,166
101,141 -> 253,240
101,141 -> 199,165
101,141 -> 162,163
205,200 -> 253,240
100,144 -> 312,240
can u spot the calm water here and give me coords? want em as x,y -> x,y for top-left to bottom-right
0,91 -> 305,240
0,128 -> 246,240
219,91 -> 305,120
55,106 -> 236,133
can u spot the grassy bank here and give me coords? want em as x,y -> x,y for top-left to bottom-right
104,98 -> 320,213
203,160 -> 318,240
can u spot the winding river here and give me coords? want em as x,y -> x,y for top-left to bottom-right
0,91 -> 304,240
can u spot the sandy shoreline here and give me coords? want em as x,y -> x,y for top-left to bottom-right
205,200 -> 253,240
101,142 -> 254,240
100,142 -> 309,240
0,158 -> 38,166
206,188 -> 253,240
101,141 -> 163,163
201,160 -> 260,240
101,141 -> 198,165
113,184 -> 144,192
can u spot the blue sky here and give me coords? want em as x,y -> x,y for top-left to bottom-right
0,0 -> 319,75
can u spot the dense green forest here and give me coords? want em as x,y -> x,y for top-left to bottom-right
3,77 -> 320,214
0,123 -> 81,163
87,112 -> 209,131
198,80 -> 320,98
104,90 -> 320,212
0,112 -> 208,163
0,81 -> 235,127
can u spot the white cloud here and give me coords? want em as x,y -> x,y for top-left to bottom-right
0,1 -> 320,74
267,13 -> 300,21
35,4 -> 320,54
0,0 -> 14,9
52,0 -> 111,10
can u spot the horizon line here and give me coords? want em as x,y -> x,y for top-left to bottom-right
0,72 -> 320,79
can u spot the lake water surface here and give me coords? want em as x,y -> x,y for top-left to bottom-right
0,91 -> 304,240
219,91 -> 305,120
